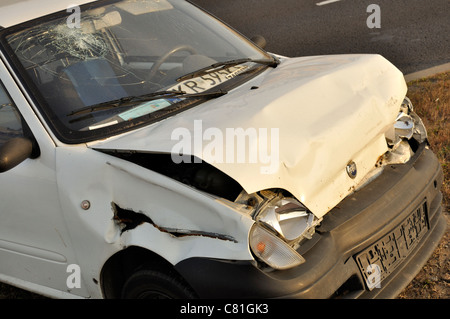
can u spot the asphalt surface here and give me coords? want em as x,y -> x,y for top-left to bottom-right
191,0 -> 450,74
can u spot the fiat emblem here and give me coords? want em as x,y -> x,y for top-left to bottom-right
346,161 -> 357,179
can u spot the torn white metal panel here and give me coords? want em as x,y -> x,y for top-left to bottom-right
118,222 -> 253,267
89,54 -> 407,218
103,158 -> 255,242
55,146 -> 254,295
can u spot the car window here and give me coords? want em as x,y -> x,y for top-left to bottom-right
0,81 -> 24,147
2,0 -> 272,144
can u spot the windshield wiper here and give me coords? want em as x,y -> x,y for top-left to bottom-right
176,56 -> 280,82
67,89 -> 227,117
67,90 -> 186,117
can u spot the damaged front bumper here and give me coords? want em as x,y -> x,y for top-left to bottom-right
174,144 -> 446,298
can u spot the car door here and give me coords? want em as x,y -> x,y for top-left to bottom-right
0,60 -> 89,297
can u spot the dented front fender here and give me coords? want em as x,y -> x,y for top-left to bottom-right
55,146 -> 255,296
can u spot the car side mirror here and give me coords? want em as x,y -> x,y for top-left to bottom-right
0,137 -> 33,173
251,35 -> 267,49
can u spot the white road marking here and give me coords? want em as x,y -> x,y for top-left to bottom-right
316,0 -> 342,6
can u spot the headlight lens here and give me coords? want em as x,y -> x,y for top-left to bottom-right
383,97 -> 428,166
390,97 -> 428,146
256,197 -> 321,243
249,195 -> 321,270
249,223 -> 305,270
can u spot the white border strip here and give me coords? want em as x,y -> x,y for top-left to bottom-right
316,0 -> 342,6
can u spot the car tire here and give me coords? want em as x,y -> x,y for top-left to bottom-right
121,267 -> 197,299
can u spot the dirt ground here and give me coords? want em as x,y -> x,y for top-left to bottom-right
397,213 -> 449,299
397,72 -> 449,299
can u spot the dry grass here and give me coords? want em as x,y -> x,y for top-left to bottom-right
406,72 -> 449,211
398,71 -> 449,299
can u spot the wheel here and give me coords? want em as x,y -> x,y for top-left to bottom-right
147,45 -> 197,81
121,267 -> 197,299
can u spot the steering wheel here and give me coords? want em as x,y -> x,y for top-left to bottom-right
148,45 -> 198,81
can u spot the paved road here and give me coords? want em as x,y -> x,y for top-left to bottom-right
191,0 -> 449,74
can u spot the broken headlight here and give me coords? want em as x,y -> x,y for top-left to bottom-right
387,97 -> 428,148
249,192 -> 321,270
379,97 -> 428,168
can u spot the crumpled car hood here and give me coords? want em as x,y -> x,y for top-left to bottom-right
89,54 -> 407,218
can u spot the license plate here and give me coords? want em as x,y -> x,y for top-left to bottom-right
168,65 -> 249,94
355,201 -> 429,290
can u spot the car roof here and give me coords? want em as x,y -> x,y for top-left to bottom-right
0,0 -> 96,29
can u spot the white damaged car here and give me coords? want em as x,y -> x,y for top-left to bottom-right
0,0 -> 446,299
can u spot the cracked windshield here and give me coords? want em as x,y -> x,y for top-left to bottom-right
5,0 -> 269,139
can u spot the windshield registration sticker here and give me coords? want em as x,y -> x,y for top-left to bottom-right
168,65 -> 249,94
118,99 -> 172,121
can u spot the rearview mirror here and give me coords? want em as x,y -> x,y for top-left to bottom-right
0,137 -> 33,173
